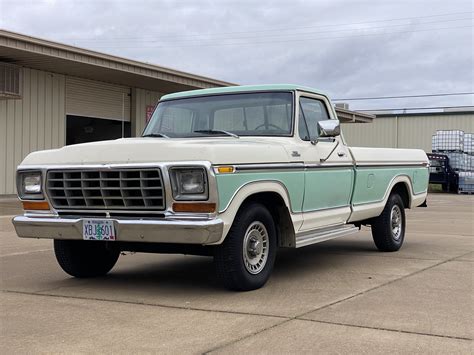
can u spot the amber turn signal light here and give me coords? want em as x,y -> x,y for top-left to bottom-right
217,166 -> 235,174
173,202 -> 216,213
22,201 -> 50,211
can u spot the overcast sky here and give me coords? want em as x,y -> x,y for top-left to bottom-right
1,0 -> 473,111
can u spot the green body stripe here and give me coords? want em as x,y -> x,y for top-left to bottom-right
216,171 -> 304,213
303,168 -> 354,211
351,167 -> 429,205
216,167 -> 429,213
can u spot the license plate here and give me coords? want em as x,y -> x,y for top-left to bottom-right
83,219 -> 116,241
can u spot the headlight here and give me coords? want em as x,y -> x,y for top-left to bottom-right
17,171 -> 44,200
170,167 -> 208,201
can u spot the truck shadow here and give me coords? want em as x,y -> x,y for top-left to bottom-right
76,238 -> 380,292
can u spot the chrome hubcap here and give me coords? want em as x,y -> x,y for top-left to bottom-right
391,205 -> 402,241
243,221 -> 268,274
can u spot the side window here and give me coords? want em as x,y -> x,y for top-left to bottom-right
298,97 -> 329,141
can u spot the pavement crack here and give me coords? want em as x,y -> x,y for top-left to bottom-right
202,318 -> 292,354
0,289 -> 288,321
292,250 -> 473,318
298,318 -> 473,341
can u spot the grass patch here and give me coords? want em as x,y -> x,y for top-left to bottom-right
428,184 -> 443,193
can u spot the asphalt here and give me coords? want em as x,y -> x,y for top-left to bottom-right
0,194 -> 472,353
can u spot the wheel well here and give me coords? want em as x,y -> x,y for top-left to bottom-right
240,192 -> 295,247
391,182 -> 410,208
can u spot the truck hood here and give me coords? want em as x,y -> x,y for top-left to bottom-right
20,137 -> 293,166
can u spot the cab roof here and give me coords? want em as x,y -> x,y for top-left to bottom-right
160,84 -> 329,101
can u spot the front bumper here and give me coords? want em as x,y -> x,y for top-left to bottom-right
12,215 -> 224,245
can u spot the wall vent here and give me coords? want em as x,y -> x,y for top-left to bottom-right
335,102 -> 349,110
0,63 -> 22,99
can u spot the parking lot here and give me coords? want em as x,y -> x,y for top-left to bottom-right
0,193 -> 472,353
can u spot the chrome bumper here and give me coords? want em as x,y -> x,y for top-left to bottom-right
12,215 -> 224,245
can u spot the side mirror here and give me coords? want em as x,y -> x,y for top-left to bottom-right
318,120 -> 340,137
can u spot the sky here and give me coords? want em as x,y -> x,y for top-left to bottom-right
1,0 -> 473,111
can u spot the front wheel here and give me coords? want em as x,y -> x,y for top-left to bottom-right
371,193 -> 406,252
214,203 -> 277,291
54,240 -> 120,278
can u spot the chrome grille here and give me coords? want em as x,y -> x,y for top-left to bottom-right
46,168 -> 165,210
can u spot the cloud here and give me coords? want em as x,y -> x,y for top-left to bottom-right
1,0 -> 472,110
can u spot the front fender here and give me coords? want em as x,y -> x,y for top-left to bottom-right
212,180 -> 300,244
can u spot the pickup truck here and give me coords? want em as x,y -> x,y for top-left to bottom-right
13,84 -> 429,291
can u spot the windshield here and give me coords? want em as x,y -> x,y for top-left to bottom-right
143,92 -> 293,138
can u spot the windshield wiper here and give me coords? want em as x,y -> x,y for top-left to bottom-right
142,133 -> 170,138
193,130 -> 239,138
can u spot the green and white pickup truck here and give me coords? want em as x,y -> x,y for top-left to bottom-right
13,84 -> 429,291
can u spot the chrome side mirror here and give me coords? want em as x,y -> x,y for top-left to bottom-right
318,120 -> 340,137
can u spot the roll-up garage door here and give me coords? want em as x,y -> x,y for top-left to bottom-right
66,77 -> 131,121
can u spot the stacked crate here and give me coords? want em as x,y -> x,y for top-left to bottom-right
432,130 -> 474,194
458,172 -> 474,193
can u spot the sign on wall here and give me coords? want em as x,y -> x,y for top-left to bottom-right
146,105 -> 156,123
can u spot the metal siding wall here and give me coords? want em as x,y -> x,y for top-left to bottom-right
397,114 -> 474,151
342,117 -> 397,148
342,114 -> 474,151
0,101 -> 6,195
0,67 -> 65,195
133,88 -> 162,136
66,77 -> 131,121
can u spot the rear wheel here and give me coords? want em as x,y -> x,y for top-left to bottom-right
54,240 -> 120,278
214,203 -> 277,291
371,193 -> 406,252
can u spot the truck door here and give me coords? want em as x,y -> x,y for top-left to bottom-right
297,95 -> 354,231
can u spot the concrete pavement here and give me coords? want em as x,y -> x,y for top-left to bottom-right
0,193 -> 472,353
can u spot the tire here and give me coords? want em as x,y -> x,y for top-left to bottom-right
214,203 -> 277,291
371,193 -> 406,252
54,240 -> 120,278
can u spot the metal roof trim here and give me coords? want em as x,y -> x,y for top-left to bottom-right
0,28 -> 234,88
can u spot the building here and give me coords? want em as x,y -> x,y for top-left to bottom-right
1,30 -> 377,196
3,30 -> 472,196
342,110 -> 474,152
0,29 -> 233,195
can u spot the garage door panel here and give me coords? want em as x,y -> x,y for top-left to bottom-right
66,77 -> 130,121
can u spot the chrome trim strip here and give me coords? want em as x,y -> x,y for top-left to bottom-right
227,162 -> 424,173
233,163 -> 304,172
229,162 -> 427,172
230,162 -> 354,172
305,163 -> 354,169
355,163 -> 428,168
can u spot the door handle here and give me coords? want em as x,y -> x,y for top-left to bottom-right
337,152 -> 346,157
